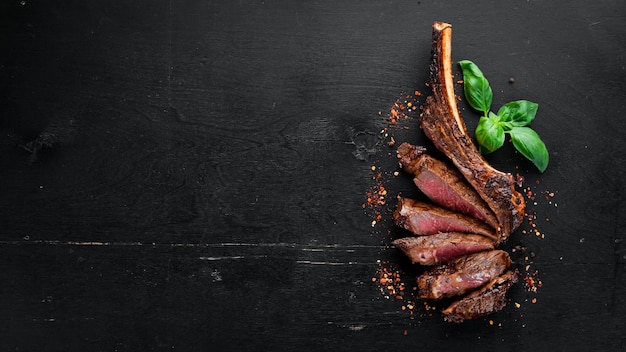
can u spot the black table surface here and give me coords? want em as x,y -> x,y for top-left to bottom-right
2,1 -> 625,351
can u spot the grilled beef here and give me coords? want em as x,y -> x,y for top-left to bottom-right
442,270 -> 519,323
419,22 -> 525,242
397,142 -> 499,229
392,232 -> 494,265
393,197 -> 497,241
416,250 -> 511,300
396,142 -> 427,168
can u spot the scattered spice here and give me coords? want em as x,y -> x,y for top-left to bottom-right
373,260 -> 412,303
523,270 -> 543,294
365,177 -> 387,207
366,92 -> 431,326
387,92 -> 422,124
512,181 -> 551,321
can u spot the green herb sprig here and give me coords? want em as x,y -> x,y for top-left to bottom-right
459,60 -> 549,173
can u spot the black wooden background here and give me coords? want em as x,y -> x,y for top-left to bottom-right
1,1 -> 625,351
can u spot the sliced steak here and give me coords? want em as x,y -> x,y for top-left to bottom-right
416,250 -> 511,300
396,142 -> 427,170
392,232 -> 494,265
397,142 -> 499,229
419,22 -> 525,241
442,270 -> 519,323
393,197 -> 497,241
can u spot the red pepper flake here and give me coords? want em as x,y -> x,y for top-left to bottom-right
386,92 -> 421,127
374,261 -> 408,300
523,270 -> 542,294
525,274 -> 535,288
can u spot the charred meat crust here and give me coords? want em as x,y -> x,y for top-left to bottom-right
397,142 -> 499,230
393,197 -> 497,241
442,270 -> 520,323
392,232 -> 494,265
416,250 -> 511,300
396,142 -> 427,175
420,21 -> 525,241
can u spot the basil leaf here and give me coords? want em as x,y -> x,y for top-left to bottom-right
497,100 -> 539,127
475,115 -> 504,154
459,60 -> 493,116
509,127 -> 549,173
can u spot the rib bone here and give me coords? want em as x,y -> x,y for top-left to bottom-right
419,22 -> 525,241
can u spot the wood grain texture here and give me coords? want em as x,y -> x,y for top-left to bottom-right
1,0 -> 626,351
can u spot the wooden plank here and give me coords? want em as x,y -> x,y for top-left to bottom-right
1,0 -> 626,351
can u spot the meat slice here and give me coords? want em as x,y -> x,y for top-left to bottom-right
442,270 -> 519,323
393,197 -> 497,241
416,250 -> 511,300
419,21 -> 525,241
397,142 -> 499,229
392,232 -> 494,265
